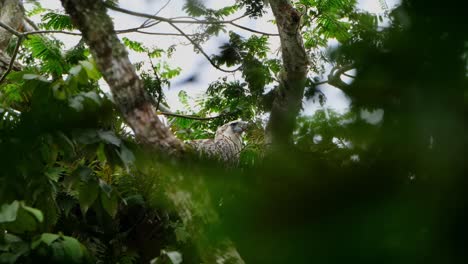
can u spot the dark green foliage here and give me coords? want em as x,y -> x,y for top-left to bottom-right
183,1 -> 238,19
183,0 -> 207,17
211,32 -> 275,110
64,41 -> 88,65
236,0 -> 267,18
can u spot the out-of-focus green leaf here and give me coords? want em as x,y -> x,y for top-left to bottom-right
78,181 -> 99,215
0,201 -> 20,223
100,191 -> 118,218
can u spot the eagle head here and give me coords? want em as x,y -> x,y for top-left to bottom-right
215,120 -> 249,139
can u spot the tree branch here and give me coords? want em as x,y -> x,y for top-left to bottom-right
140,0 -> 172,27
23,29 -> 82,36
167,21 -> 241,73
0,21 -> 21,37
0,35 -> 22,84
327,64 -> 354,89
105,4 -> 279,36
158,111 -> 227,121
24,16 -> 40,31
230,21 -> 279,36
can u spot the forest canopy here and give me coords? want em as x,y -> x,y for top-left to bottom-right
0,0 -> 466,263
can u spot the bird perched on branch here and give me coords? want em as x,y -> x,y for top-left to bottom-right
186,120 -> 249,164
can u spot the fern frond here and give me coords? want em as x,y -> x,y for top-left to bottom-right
40,12 -> 74,31
183,0 -> 207,17
24,36 -> 67,75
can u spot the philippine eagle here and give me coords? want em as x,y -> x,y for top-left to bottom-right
186,120 -> 249,164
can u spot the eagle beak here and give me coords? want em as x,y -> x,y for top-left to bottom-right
239,121 -> 251,132
240,121 -> 250,130
232,121 -> 250,133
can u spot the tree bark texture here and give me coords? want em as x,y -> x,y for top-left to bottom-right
61,0 -> 184,155
61,1 -> 244,262
0,0 -> 23,75
265,0 -> 309,146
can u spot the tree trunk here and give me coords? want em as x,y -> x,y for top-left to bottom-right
265,0 -> 309,146
0,0 -> 23,75
61,0 -> 183,155
60,0 -> 244,262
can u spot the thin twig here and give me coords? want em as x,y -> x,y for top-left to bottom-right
230,12 -> 252,22
168,21 -> 241,73
230,21 -> 279,36
157,111 -> 227,120
23,30 -> 82,36
0,36 -> 23,84
117,28 -> 195,37
146,52 -> 165,112
141,0 -> 172,27
105,4 -> 279,36
24,17 -> 40,31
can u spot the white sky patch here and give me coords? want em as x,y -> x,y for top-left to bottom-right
313,135 -> 323,144
332,137 -> 352,148
360,108 -> 384,125
350,154 -> 360,162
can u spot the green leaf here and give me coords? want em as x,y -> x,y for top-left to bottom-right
56,132 -> 75,155
124,194 -> 144,206
98,179 -> 112,197
52,81 -> 67,100
151,250 -> 183,264
183,0 -> 207,16
61,236 -> 84,262
32,234 -> 88,263
82,91 -> 101,105
24,35 -> 66,76
0,234 -> 29,263
74,166 -> 93,182
97,130 -> 121,146
0,201 -> 20,223
148,48 -> 164,58
69,95 -> 85,111
38,233 -> 60,246
96,143 -> 107,164
1,202 -> 44,233
80,60 -> 101,80
22,73 -> 49,82
73,130 -> 99,144
216,5 -> 238,17
4,233 -> 22,244
178,90 -> 190,108
78,181 -> 99,215
41,12 -> 74,30
21,203 -> 44,223
69,65 -> 82,76
122,37 -> 147,53
100,192 -> 118,218
45,167 -> 64,182
119,144 -> 135,167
